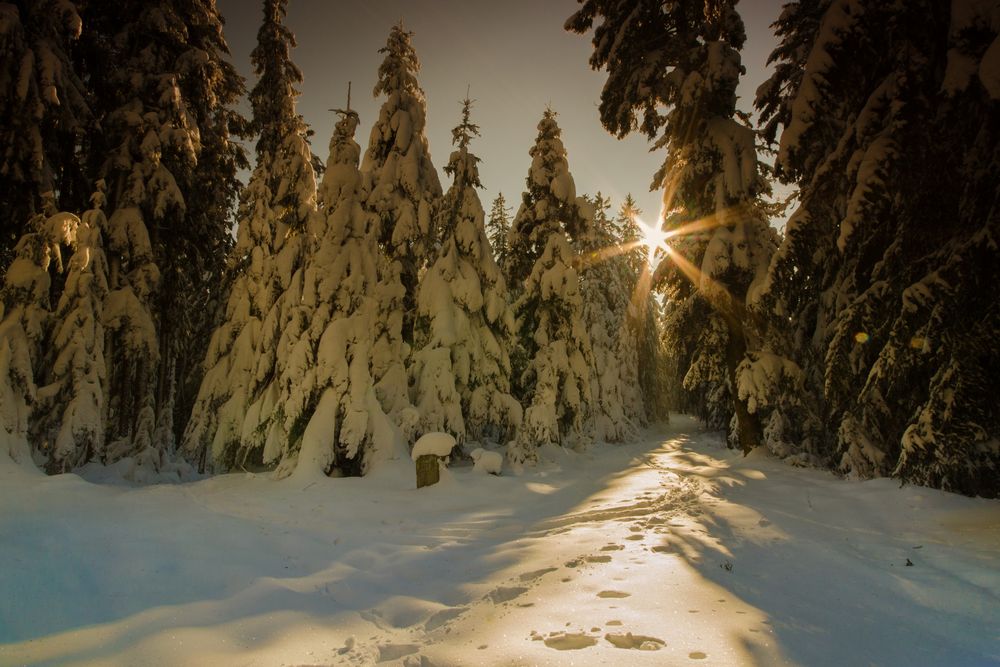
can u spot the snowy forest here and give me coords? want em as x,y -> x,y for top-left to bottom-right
1,0 -> 998,498
2,1 -> 1000,665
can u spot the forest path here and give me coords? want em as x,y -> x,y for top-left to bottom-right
387,417 -> 789,667
1,416 -> 997,666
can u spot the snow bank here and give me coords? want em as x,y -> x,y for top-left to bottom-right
3,417 -> 997,666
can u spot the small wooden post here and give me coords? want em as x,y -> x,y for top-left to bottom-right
416,454 -> 440,488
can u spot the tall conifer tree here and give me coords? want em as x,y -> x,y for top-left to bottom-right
411,99 -> 521,447
508,109 -> 594,462
486,193 -> 513,283
182,0 -> 316,472
362,24 -> 442,346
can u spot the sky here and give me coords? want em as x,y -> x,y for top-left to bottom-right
216,0 -> 787,226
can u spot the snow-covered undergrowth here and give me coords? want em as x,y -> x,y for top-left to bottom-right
1,415 -> 997,666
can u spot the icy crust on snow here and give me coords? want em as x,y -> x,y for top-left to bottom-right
411,432 -> 456,460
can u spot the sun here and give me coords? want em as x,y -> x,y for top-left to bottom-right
635,216 -> 671,267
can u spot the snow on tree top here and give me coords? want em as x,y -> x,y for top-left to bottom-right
411,432 -> 457,460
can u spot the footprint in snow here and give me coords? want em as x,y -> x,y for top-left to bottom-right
605,632 -> 665,651
423,606 -> 467,631
689,651 -> 708,660
543,632 -> 599,650
586,555 -> 612,563
625,534 -> 644,541
601,544 -> 624,551
597,590 -> 631,599
485,586 -> 528,604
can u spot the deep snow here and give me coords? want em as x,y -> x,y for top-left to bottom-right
1,416 -> 997,666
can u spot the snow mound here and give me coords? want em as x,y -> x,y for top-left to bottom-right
411,432 -> 456,460
470,448 -> 503,475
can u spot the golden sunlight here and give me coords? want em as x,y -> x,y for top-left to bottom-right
635,215 -> 672,267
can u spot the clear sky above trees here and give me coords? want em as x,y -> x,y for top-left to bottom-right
217,0 -> 784,225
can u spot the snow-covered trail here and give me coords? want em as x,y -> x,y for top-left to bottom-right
1,416 -> 998,666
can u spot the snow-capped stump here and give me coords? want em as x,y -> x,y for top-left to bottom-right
470,448 -> 503,475
412,432 -> 457,488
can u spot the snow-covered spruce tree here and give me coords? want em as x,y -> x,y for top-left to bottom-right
181,0 -> 316,473
576,193 -> 640,442
266,100 -> 416,477
486,193 -> 513,287
362,24 -> 442,347
0,209 -> 71,463
411,98 -> 522,448
0,0 -> 90,278
568,0 -> 778,453
78,0 -> 246,473
754,0 -> 1000,495
507,109 -> 594,463
504,110 -> 590,296
34,188 -> 110,473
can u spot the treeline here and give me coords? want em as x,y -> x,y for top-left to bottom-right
1,0 -> 997,496
0,0 -> 664,480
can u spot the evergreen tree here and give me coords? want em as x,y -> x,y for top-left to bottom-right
36,188 -> 109,473
504,110 -> 590,294
81,0 -> 247,473
486,193 -> 512,285
0,209 -> 67,463
508,109 -> 594,463
577,193 -> 640,442
754,0 -> 1000,495
615,194 -> 646,278
0,0 -> 90,277
411,99 -> 521,448
568,0 -> 777,453
274,98 -> 417,477
182,0 -> 316,472
362,24 -> 442,346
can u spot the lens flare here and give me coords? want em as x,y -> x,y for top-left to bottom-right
634,216 -> 672,267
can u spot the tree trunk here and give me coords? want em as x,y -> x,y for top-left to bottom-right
722,312 -> 762,455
